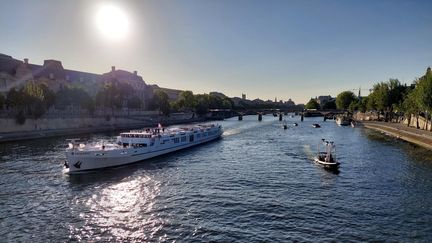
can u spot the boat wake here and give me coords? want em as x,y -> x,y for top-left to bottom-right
303,144 -> 315,160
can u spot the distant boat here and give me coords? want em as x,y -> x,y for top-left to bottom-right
312,123 -> 321,128
336,116 -> 350,126
293,123 -> 298,126
351,121 -> 356,127
313,139 -> 340,170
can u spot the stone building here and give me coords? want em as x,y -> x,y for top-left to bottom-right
0,53 -> 151,108
149,85 -> 183,101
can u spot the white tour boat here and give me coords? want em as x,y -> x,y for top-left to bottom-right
313,139 -> 340,170
64,124 -> 223,173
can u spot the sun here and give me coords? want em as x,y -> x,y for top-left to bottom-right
95,4 -> 129,41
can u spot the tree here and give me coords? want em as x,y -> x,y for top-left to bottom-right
151,90 -> 170,116
39,83 -> 56,109
195,94 -> 210,115
305,98 -> 320,110
127,96 -> 142,109
208,94 -> 223,109
0,93 -> 5,109
402,88 -> 420,128
359,97 -> 369,113
177,91 -> 196,111
56,86 -> 94,113
416,67 -> 432,130
322,100 -> 336,109
221,97 -> 233,109
348,100 -> 360,113
336,91 -> 356,110
5,88 -> 24,109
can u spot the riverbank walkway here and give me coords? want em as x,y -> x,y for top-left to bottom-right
361,121 -> 432,150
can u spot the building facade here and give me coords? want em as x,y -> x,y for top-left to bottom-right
0,53 -> 151,108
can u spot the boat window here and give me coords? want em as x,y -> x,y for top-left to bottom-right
181,136 -> 186,142
173,138 -> 180,143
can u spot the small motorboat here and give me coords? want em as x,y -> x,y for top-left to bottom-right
313,139 -> 340,170
293,123 -> 298,126
312,123 -> 321,128
351,121 -> 356,127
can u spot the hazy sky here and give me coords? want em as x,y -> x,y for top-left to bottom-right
1,0 -> 431,103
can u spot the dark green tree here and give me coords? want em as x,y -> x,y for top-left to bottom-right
359,97 -> 369,113
56,86 -> 94,113
127,96 -> 142,109
177,90 -> 196,111
416,67 -> 432,130
5,88 -> 24,109
305,98 -> 320,110
322,100 -> 336,109
151,90 -> 170,116
336,91 -> 356,110
195,94 -> 210,115
221,97 -> 233,109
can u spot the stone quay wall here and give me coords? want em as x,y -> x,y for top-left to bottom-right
0,112 -> 202,143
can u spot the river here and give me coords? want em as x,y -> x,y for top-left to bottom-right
1,115 -> 432,242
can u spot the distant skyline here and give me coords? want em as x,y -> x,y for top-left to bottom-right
1,0 -> 431,103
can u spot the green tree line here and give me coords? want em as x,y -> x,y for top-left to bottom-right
149,90 -> 234,116
335,67 -> 432,129
0,79 -> 146,124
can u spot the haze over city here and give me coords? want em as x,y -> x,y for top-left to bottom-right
1,0 -> 431,103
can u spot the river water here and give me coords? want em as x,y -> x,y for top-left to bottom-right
1,115 -> 432,242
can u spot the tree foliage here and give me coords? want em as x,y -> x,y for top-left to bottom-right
0,93 -> 5,109
56,85 -> 94,113
336,91 -> 356,110
95,80 -> 137,111
150,90 -> 170,116
305,99 -> 320,110
177,91 -> 196,111
5,82 -> 56,120
416,67 -> 432,113
322,100 -> 336,109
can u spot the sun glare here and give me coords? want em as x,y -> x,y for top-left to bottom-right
95,4 -> 129,41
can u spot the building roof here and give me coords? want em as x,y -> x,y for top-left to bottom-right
0,54 -> 22,75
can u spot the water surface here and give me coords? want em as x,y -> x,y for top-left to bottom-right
1,115 -> 432,241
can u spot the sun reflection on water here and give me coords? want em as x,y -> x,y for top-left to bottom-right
69,175 -> 166,241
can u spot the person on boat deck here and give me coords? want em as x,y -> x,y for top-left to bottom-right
325,154 -> 333,162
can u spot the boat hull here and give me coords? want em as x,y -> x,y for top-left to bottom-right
66,130 -> 222,173
313,157 -> 340,169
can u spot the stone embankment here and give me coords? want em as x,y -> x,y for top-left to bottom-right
0,112 -> 205,143
361,121 -> 432,150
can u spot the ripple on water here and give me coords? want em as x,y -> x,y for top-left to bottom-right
1,116 -> 432,241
